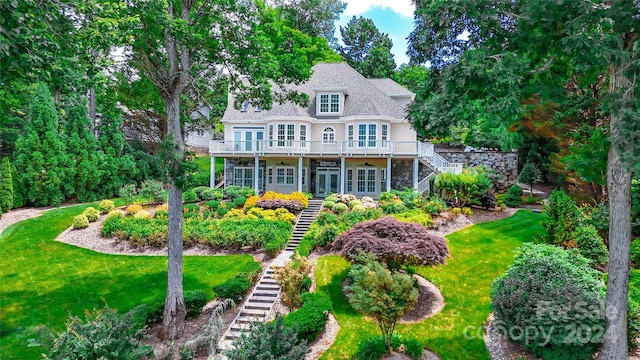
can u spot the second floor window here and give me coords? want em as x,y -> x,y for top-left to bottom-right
322,127 -> 335,144
319,93 -> 340,114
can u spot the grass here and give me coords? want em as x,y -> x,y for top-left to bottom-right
193,155 -> 224,175
0,204 -> 257,359
315,210 -> 545,359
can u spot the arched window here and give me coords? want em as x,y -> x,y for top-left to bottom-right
322,127 -> 335,144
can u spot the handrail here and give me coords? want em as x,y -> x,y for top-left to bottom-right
417,172 -> 436,194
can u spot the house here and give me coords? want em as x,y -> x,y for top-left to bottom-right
209,62 -> 461,198
185,106 -> 214,154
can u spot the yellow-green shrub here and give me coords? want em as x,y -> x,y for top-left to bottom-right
261,191 -> 308,208
155,203 -> 168,212
82,207 -> 101,222
98,200 -> 115,213
451,207 -> 462,215
224,209 -> 245,219
462,207 -> 474,216
243,195 -> 261,210
391,210 -> 433,227
126,204 -> 143,215
276,211 -> 296,224
134,210 -> 151,219
106,209 -> 124,219
73,214 -> 89,229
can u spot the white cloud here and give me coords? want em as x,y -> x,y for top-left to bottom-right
344,0 -> 414,18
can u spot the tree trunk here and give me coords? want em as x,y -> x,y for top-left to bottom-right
162,93 -> 186,340
599,62 -> 633,360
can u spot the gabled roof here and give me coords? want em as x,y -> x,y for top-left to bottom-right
223,62 -> 413,121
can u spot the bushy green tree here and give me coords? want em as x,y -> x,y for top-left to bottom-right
434,167 -> 492,207
13,83 -> 68,207
540,190 -> 584,248
339,16 -> 396,78
0,157 -> 14,212
224,316 -> 307,360
346,260 -> 418,352
518,162 -> 542,196
575,225 -> 609,268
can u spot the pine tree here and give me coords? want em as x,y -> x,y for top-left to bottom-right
13,83 -> 67,206
0,157 -> 14,212
518,162 -> 542,196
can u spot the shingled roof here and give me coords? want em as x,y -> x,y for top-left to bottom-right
223,62 -> 413,121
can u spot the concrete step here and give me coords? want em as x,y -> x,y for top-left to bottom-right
247,295 -> 277,303
245,303 -> 272,310
236,315 -> 265,324
239,308 -> 270,316
255,285 -> 280,291
253,290 -> 278,297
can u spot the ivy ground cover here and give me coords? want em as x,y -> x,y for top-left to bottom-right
315,210 -> 545,359
0,204 -> 256,359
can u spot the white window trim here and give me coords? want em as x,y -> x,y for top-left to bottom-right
356,168 -> 377,193
316,92 -> 343,116
322,126 -> 336,144
275,166 -> 295,185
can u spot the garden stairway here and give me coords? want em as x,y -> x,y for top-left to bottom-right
416,142 -> 464,194
218,199 -> 324,351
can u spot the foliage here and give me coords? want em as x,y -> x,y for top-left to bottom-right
126,204 -> 143,215
356,334 -> 423,360
539,190 -> 584,248
183,189 -> 199,203
273,0 -> 346,45
0,157 -> 13,212
283,292 -> 332,342
224,316 -> 307,360
492,244 -> 605,359
339,16 -> 395,78
213,278 -> 251,300
184,290 -> 207,318
574,225 -> 609,267
435,168 -> 492,207
423,196 -> 447,215
504,184 -> 523,207
257,199 -> 303,213
98,200 -> 115,214
183,298 -> 236,358
233,196 -> 247,208
332,216 -> 449,268
276,254 -> 312,309
632,239 -> 640,266
461,207 -> 473,216
12,83 -> 67,207
139,179 -> 165,204
261,191 -> 309,208
72,215 -> 89,230
346,260 -> 419,351
133,210 -> 150,219
518,162 -> 543,196
33,306 -> 153,360
390,209 -> 433,227
118,184 -> 137,205
333,202 -> 348,214
82,207 -> 100,222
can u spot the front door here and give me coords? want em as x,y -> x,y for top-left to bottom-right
316,168 -> 339,196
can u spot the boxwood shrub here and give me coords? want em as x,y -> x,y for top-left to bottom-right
283,292 -> 333,342
98,199 -> 115,213
73,214 -> 89,229
492,243 -> 604,360
82,207 -> 100,222
183,189 -> 199,203
213,278 -> 251,300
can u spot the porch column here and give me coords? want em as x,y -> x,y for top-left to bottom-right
413,157 -> 419,190
210,155 -> 216,188
223,158 -> 227,189
297,156 -> 303,193
254,156 -> 260,194
386,157 -> 392,191
340,157 -> 346,194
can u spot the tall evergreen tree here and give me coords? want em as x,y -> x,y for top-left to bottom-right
273,0 -> 346,46
339,16 -> 396,78
13,83 -> 68,207
0,157 -> 14,212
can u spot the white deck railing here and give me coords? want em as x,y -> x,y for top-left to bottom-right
209,140 -> 423,157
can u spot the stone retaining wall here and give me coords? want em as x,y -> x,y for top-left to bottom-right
437,149 -> 519,191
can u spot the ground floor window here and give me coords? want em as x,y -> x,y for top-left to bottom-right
380,168 -> 387,191
233,167 -> 253,188
357,168 -> 376,193
346,169 -> 353,192
276,167 -> 295,185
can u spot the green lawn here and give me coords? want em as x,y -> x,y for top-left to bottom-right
194,155 -> 224,175
315,210 -> 545,359
0,204 -> 256,359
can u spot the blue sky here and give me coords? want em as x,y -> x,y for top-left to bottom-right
334,0 -> 415,66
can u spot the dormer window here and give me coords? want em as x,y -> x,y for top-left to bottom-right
318,93 -> 341,114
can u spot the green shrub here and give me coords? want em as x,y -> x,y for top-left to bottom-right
283,292 -> 332,342
72,214 -> 89,229
356,334 -> 423,360
435,168 -> 492,207
101,212 -> 124,237
423,196 -> 447,215
504,184 -> 523,207
82,207 -> 100,222
154,210 -> 168,219
492,243 -> 604,360
317,224 -> 340,247
200,188 -> 220,201
224,316 -> 306,360
216,202 -> 230,217
126,204 -> 143,215
391,209 -> 433,227
98,199 -> 115,213
205,200 -> 221,210
508,183 -> 524,196
213,278 -> 251,300
265,241 -> 283,257
183,189 -> 199,203
35,306 -> 153,360
461,207 -> 473,216
322,200 -> 336,210
140,179 -> 165,204
119,183 -> 137,205
380,200 -> 408,214
349,200 -> 362,209
223,185 -> 243,200
0,157 -> 14,212
234,196 -> 247,208
575,225 -> 609,266
183,203 -> 200,214
192,186 -> 210,199
184,290 -> 207,318
632,239 -> 640,266
333,202 -> 348,214
540,189 -> 584,248
134,210 -> 150,219
352,204 -> 366,213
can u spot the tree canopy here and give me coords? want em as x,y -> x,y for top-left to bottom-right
339,16 -> 396,78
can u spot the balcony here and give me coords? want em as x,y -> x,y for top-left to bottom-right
209,140 -> 422,157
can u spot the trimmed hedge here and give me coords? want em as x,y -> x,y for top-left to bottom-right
257,199 -> 303,214
72,214 -> 89,229
283,292 -> 333,342
82,207 -> 100,222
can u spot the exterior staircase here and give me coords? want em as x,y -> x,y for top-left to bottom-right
218,199 -> 323,351
417,142 -> 463,194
